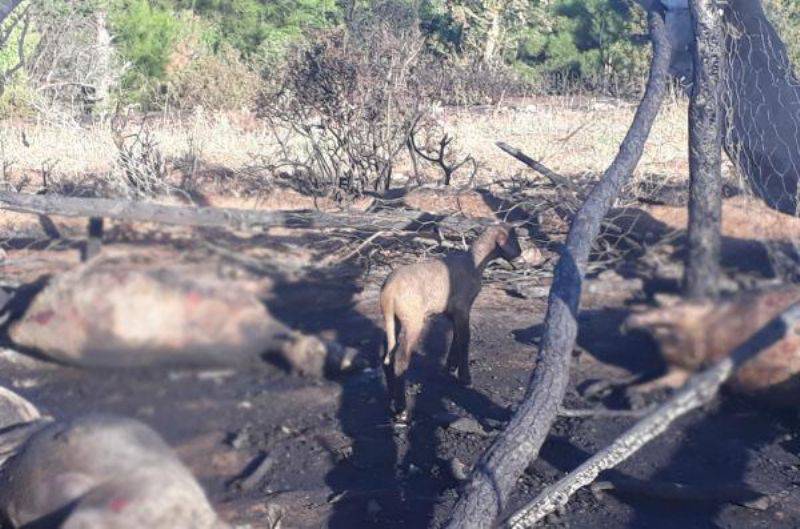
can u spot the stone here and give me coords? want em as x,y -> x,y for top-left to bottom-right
447,417 -> 487,436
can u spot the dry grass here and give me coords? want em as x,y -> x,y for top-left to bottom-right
0,95 -> 692,192
0,110 -> 274,182
441,94 -> 690,186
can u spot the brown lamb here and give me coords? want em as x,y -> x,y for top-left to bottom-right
379,224 -> 522,421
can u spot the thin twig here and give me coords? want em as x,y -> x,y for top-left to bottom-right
506,302 -> 800,528
228,452 -> 276,492
332,230 -> 386,265
557,405 -> 653,419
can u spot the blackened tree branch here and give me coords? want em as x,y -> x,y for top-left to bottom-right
444,9 -> 673,529
684,0 -> 724,298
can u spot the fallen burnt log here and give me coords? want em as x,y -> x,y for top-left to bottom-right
0,191 -> 492,236
494,142 -> 579,196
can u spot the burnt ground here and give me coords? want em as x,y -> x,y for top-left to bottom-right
1,218 -> 800,529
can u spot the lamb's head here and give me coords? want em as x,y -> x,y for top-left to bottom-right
493,224 -> 522,263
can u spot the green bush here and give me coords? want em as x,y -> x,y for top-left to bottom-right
111,0 -> 182,85
516,0 -> 649,93
164,43 -> 260,110
765,0 -> 800,70
0,1 -> 39,116
176,0 -> 341,60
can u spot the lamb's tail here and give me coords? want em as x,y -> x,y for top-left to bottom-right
381,295 -> 396,366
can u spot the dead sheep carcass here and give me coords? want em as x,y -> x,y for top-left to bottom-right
0,413 -> 229,529
8,260 -> 359,377
626,286 -> 800,405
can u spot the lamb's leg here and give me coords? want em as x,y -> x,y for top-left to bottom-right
382,343 -> 398,409
445,314 -> 460,375
382,316 -> 401,410
392,320 -> 422,423
452,312 -> 472,386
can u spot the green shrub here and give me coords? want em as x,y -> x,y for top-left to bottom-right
111,0 -> 182,84
176,0 -> 341,60
516,0 -> 649,93
0,76 -> 36,118
0,1 -> 40,116
164,43 -> 260,110
765,0 -> 800,70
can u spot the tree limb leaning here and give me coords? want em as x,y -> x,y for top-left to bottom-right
444,9 -> 673,529
506,301 -> 800,528
495,142 -> 578,195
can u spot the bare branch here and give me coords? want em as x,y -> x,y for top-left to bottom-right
328,229 -> 386,265
495,141 -> 578,194
507,301 -> 800,528
409,125 -> 476,186
444,10 -> 673,528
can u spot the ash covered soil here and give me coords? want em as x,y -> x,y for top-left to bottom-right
1,221 -> 800,529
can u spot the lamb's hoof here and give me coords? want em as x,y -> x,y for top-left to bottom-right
393,410 -> 410,425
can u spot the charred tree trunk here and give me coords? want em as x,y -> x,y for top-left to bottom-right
0,0 -> 23,25
92,8 -> 113,118
482,4 -> 502,66
443,10 -> 673,529
684,0 -> 724,298
81,217 -> 104,262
